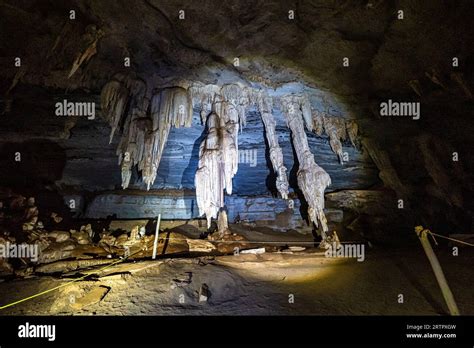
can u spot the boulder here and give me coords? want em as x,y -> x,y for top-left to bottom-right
71,230 -> 92,245
47,230 -> 71,243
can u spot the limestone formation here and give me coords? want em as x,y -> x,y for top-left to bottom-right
323,116 -> 347,165
311,110 -> 359,162
194,84 -> 249,227
68,26 -> 104,78
101,77 -> 193,190
281,95 -> 332,236
257,92 -> 289,199
100,79 -> 357,235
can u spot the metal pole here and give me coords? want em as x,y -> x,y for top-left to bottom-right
415,226 -> 460,315
152,214 -> 161,260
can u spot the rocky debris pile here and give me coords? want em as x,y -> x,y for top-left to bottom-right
0,192 -> 192,275
50,283 -> 110,313
208,232 -> 248,254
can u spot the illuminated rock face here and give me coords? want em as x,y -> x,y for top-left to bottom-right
281,95 -> 332,235
101,76 -> 194,190
99,77 -> 377,228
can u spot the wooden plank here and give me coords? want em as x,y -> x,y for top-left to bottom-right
152,214 -> 161,260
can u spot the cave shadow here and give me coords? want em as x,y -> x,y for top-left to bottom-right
181,120 -> 208,220
288,135 -> 309,224
0,140 -> 72,240
0,140 -> 66,190
262,122 -> 278,197
394,259 -> 446,315
143,218 -> 170,253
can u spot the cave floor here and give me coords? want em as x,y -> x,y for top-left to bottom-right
0,247 -> 473,316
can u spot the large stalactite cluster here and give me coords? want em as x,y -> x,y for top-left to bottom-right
101,74 -> 193,190
312,110 -> 359,164
100,77 -> 357,236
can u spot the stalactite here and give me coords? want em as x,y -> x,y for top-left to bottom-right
194,84 -> 249,228
281,95 -> 331,237
311,109 -> 325,136
132,86 -> 193,190
189,83 -> 220,124
101,79 -> 352,232
257,92 -> 289,199
100,79 -> 129,143
67,27 -> 104,79
323,115 -> 347,165
311,109 -> 359,163
345,119 -> 358,148
102,76 -> 193,190
425,69 -> 445,89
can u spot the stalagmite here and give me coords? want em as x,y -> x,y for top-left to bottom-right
257,92 -> 289,199
195,111 -> 226,227
216,208 -> 230,237
281,95 -> 331,238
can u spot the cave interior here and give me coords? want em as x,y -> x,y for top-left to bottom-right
0,0 -> 473,316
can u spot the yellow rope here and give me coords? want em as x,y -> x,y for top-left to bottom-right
0,248 -> 144,311
2,230 -> 471,311
425,230 -> 474,247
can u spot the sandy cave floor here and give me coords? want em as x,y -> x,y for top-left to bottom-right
0,247 -> 473,316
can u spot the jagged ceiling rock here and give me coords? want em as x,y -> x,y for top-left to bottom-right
1,1 -> 471,99
0,0 -> 472,235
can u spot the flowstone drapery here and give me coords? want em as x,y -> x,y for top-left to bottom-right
193,84 -> 248,228
281,95 -> 332,237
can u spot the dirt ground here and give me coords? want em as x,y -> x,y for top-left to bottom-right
0,246 -> 473,316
